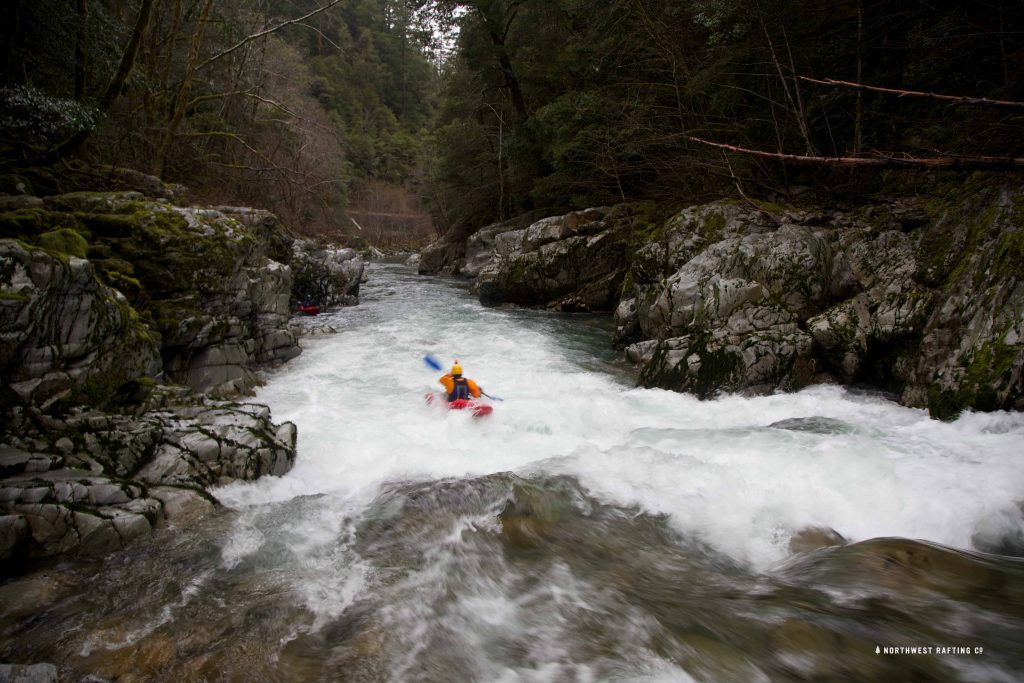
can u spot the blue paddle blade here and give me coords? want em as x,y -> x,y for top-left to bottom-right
423,354 -> 442,371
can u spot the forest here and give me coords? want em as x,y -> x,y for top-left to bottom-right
2,0 -> 1022,245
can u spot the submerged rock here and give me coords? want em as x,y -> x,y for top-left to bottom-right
768,417 -> 857,435
788,526 -> 848,554
781,537 -> 1015,603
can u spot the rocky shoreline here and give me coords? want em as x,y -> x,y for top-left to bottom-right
418,183 -> 1023,419
1,181 -> 364,572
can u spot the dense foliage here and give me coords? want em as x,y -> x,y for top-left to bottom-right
1,1 -> 1021,241
0,0 -> 439,240
422,0 -> 1024,233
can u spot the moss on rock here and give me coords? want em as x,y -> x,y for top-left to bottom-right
37,228 -> 88,258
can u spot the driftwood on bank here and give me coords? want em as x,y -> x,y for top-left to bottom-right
686,136 -> 1024,171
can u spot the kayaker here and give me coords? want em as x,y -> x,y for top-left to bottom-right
438,360 -> 482,402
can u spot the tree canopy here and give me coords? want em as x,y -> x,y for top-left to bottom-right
0,0 -> 440,241
2,1 -> 1021,241
421,0 -> 1024,233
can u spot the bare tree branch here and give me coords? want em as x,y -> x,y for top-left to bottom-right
798,76 -> 1024,109
196,0 -> 345,72
293,21 -> 343,51
686,136 -> 1024,170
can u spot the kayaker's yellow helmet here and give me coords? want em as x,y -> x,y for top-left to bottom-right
451,361 -> 462,376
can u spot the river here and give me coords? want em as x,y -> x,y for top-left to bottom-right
3,263 -> 1024,681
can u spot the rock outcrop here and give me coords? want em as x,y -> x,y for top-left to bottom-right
291,238 -> 364,308
0,240 -> 161,409
0,185 -> 333,571
428,184 -> 1022,418
621,191 -> 1023,416
2,193 -> 306,398
0,395 -> 294,570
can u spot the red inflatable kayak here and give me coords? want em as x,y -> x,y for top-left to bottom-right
298,305 -> 320,316
424,393 -> 493,418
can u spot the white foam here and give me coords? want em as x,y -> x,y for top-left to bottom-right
215,265 -> 1024,571
219,524 -> 266,570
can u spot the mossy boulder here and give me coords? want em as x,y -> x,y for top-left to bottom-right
36,196 -> 301,395
37,228 -> 87,258
0,239 -> 161,411
620,185 -> 1023,416
291,239 -> 364,308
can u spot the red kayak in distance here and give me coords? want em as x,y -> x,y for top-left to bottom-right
298,305 -> 320,316
424,393 -> 493,418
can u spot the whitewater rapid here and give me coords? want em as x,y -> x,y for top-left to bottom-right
7,261 -> 1022,682
217,263 -> 1024,570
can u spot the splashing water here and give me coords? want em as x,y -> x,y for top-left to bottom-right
3,263 -> 1023,682
221,265 -> 1024,567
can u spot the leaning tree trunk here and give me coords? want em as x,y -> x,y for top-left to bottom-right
48,0 -> 157,161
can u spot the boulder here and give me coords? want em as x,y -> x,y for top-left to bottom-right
634,221 -> 833,396
291,239 -> 364,308
461,221 -> 530,278
622,187 -> 1023,415
475,207 -> 634,311
417,235 -> 463,275
0,240 -> 162,408
416,209 -> 551,277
